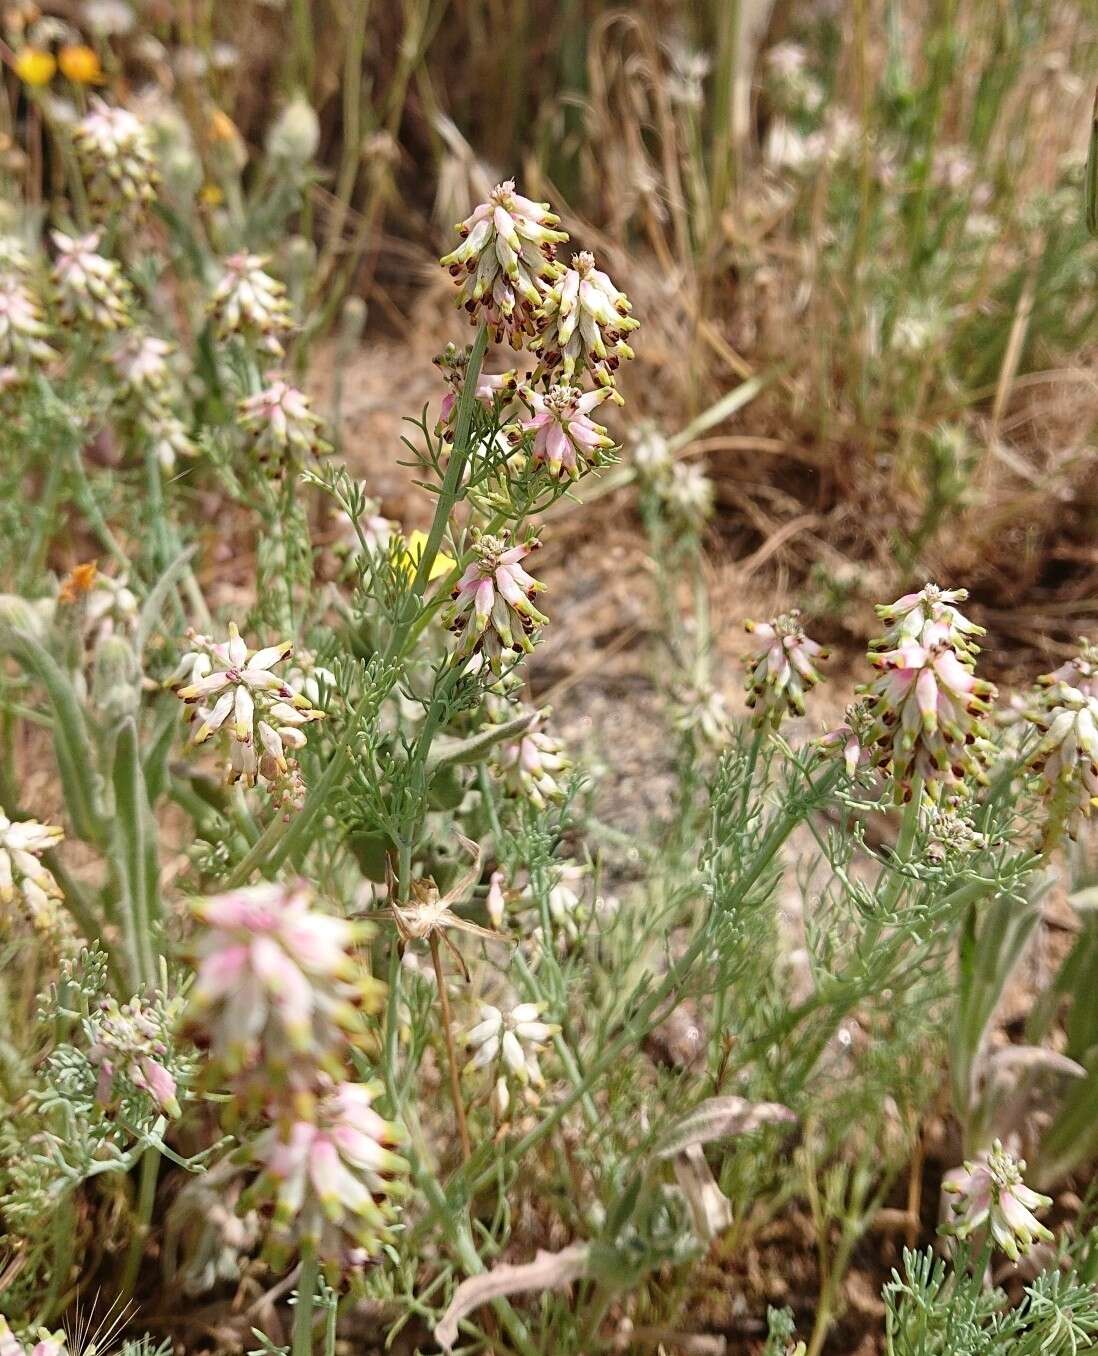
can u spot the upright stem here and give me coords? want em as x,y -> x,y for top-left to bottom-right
292,1241 -> 321,1356
221,326 -> 490,890
430,933 -> 471,1163
119,1147 -> 160,1301
408,323 -> 489,599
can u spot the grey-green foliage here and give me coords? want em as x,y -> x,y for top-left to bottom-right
884,1247 -> 1098,1356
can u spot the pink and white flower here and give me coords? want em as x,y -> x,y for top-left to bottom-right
815,700 -> 874,777
239,377 -> 329,464
531,250 -> 639,391
516,383 -> 614,480
185,881 -> 380,1079
110,332 -> 174,392
74,97 -> 158,206
1037,638 -> 1098,701
440,180 -> 567,347
0,811 -> 64,932
0,275 -> 56,372
1024,683 -> 1098,839
88,995 -> 182,1117
0,1318 -> 67,1356
434,342 -> 517,430
463,1002 -> 560,1087
51,230 -> 132,331
743,612 -> 828,729
240,1079 -> 407,1266
860,586 -> 995,800
944,1140 -> 1052,1261
166,624 -> 324,789
495,708 -> 570,808
445,532 -> 548,668
210,252 -> 292,355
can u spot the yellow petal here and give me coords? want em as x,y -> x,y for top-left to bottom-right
403,530 -> 455,581
14,48 -> 56,87
58,45 -> 104,84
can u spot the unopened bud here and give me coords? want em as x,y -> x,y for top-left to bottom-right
93,633 -> 140,721
266,93 -> 320,166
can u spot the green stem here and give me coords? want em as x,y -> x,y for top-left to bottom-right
430,765 -> 842,1212
222,327 -> 490,889
409,324 -> 489,599
292,1240 -> 321,1356
119,1147 -> 160,1301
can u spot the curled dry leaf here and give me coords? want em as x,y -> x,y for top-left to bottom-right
655,1095 -> 798,1160
672,1143 -> 733,1241
435,1243 -> 590,1350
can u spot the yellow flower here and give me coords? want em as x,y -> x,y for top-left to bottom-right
199,182 -> 224,206
402,530 -> 455,582
14,47 -> 56,87
58,44 -> 104,84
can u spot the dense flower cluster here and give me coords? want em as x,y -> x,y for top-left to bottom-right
239,377 -> 330,465
210,252 -> 292,355
74,98 -> 158,208
166,623 -> 323,791
445,531 -> 548,668
0,812 -> 64,933
1037,638 -> 1098,700
944,1141 -> 1052,1261
185,881 -> 381,1082
494,708 -> 570,807
671,683 -> 733,748
440,180 -> 567,345
859,585 -> 996,801
434,342 -> 517,430
51,230 -> 132,331
743,612 -> 828,729
815,699 -> 874,777
186,882 -> 402,1267
1024,683 -> 1098,840
0,245 -> 56,378
109,332 -> 196,471
88,996 -> 181,1117
0,1317 -> 66,1356
530,250 -> 639,391
239,1079 -> 407,1269
516,383 -> 614,479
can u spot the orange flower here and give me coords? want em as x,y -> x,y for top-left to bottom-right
58,561 -> 99,603
58,44 -> 105,84
13,47 -> 56,87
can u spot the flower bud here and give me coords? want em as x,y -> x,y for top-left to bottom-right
266,93 -> 320,166
92,633 -> 140,722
